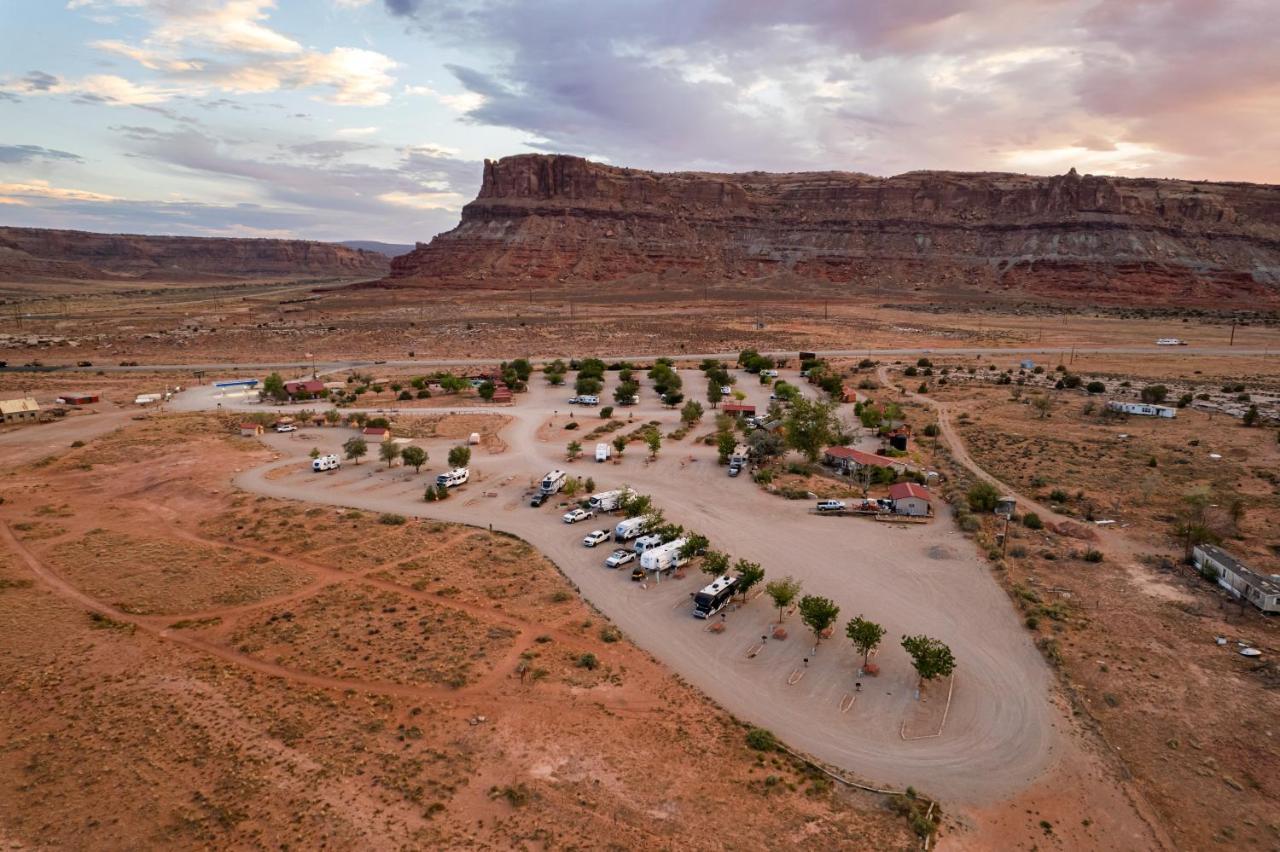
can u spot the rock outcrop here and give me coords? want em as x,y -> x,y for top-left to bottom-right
0,227 -> 389,281
388,154 -> 1280,304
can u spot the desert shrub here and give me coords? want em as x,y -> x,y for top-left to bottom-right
576,652 -> 600,670
564,421 -> 579,430
922,423 -> 940,437
1083,549 -> 1104,563
746,728 -> 778,751
1022,512 -> 1043,530
379,513 -> 407,525
966,481 -> 1000,512
599,626 -> 622,643
1025,615 -> 1040,630
1086,381 -> 1105,393
1049,489 -> 1068,503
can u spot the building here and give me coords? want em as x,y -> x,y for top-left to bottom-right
57,392 -> 99,405
1193,544 -> 1280,614
0,397 -> 40,423
822,446 -> 904,475
888,482 -> 932,516
722,402 -> 756,417
490,386 -> 513,403
240,422 -> 263,437
362,426 -> 390,442
1107,400 -> 1176,418
284,379 -> 326,399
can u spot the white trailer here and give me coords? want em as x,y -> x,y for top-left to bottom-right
311,454 -> 340,472
595,442 -> 611,462
640,538 -> 688,573
730,444 -> 750,466
539,469 -> 567,494
588,487 -> 631,513
436,467 -> 469,487
613,515 -> 652,541
1106,401 -> 1177,418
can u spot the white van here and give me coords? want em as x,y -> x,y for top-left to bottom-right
595,442 -> 611,462
633,533 -> 665,553
436,467 -> 469,488
816,499 -> 846,513
312,454 -> 340,472
539,469 -> 567,494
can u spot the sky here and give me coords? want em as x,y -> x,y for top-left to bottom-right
0,0 -> 1277,243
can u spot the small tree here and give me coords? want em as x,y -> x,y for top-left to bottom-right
448,445 -> 471,469
966,481 -> 1000,512
845,616 -> 885,668
765,576 -> 802,623
379,439 -> 400,468
1031,394 -> 1053,419
567,440 -> 582,460
424,484 -> 437,501
323,408 -> 341,425
680,399 -> 704,425
621,492 -> 652,518
900,635 -> 956,683
706,382 -> 723,408
309,447 -> 321,459
612,435 -> 627,457
478,381 -> 496,402
401,445 -> 427,473
645,430 -> 661,459
261,372 -> 288,401
716,431 -> 737,465
681,533 -> 709,560
733,559 -> 765,599
783,396 -> 838,462
798,595 -> 840,646
1242,405 -> 1259,427
700,549 -> 730,577
1140,384 -> 1169,404
563,477 -> 580,497
343,436 -> 368,465
435,483 -> 450,500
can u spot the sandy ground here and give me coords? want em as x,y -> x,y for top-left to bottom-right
166,366 -> 1167,848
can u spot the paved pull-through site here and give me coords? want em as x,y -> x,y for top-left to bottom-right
174,368 -> 1059,803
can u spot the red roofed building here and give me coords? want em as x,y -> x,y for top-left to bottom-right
722,402 -> 756,417
239,422 -> 263,437
284,379 -> 326,399
362,427 -> 390,442
822,446 -> 902,474
888,482 -> 932,516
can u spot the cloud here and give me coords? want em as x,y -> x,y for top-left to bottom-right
0,72 -> 175,105
0,179 -> 119,202
0,145 -> 85,164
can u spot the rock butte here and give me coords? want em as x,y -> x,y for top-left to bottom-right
388,153 -> 1280,305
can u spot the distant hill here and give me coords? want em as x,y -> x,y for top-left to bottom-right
340,240 -> 415,258
388,153 -> 1280,306
0,226 -> 389,281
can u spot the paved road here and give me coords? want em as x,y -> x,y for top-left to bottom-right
197,368 -> 1061,804
5,344 -> 1276,375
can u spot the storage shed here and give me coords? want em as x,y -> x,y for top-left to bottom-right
888,482 -> 933,517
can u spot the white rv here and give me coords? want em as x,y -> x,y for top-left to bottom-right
539,469 -> 567,494
435,467 -> 469,488
729,444 -> 750,467
639,538 -> 688,573
632,533 -> 665,553
613,515 -> 651,541
311,454 -> 340,472
693,575 -> 737,618
588,488 -> 630,513
1107,401 -> 1177,418
595,442 -> 611,462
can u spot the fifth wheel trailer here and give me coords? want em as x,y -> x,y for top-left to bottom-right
639,538 -> 688,573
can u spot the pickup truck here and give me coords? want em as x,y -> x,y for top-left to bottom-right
562,507 -> 595,524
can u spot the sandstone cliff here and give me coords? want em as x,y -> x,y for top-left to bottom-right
0,226 -> 389,281
389,154 -> 1280,304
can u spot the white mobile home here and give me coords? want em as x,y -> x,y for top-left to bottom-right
1193,544 -> 1280,614
1107,401 -> 1176,418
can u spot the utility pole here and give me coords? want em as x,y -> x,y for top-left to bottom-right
824,300 -> 829,320
1229,318 -> 1236,346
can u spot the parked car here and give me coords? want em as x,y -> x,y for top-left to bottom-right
530,491 -> 548,507
605,549 -> 636,569
275,423 -> 297,433
562,507 -> 595,524
582,529 -> 610,547
720,385 -> 732,394
567,395 -> 581,405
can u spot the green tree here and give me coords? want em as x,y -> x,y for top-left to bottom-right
620,492 -> 652,518
478,381 -> 496,402
309,447 -> 321,459
680,533 -> 710,560
717,431 -> 737,464
1031,394 -> 1053,419
783,396 -> 838,462
509,358 -> 533,382
612,435 -> 628,457
680,399 -> 704,425
544,360 -> 567,385
576,375 -> 604,396
261,372 -> 288,401
645,430 -> 662,459
567,440 -> 582,460
662,391 -> 685,408
733,559 -> 765,600
966,481 -> 1000,512
323,408 -> 341,425
845,616 -> 886,668
343,436 -> 368,465
400,445 -> 427,472
798,595 -> 840,646
706,381 -> 723,408
563,477 -> 580,497
447,445 -> 471,469
901,635 -> 956,682
379,439 -> 400,468
1140,384 -> 1169,404
765,576 -> 802,623
1242,404 -> 1260,427
614,380 -> 640,405
1173,487 -> 1223,560
700,549 -> 730,577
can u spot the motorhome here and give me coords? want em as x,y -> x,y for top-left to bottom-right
595,442 -> 611,462
539,469 -> 567,494
435,468 -> 469,488
613,515 -> 652,541
639,538 -> 688,573
311,454 -> 340,472
729,444 -> 750,467
588,488 -> 630,513
693,575 -> 737,618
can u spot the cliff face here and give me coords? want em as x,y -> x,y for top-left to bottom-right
389,154 -> 1280,304
0,227 -> 389,281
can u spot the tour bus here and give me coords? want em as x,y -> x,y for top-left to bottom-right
693,574 -> 738,618
540,469 -> 567,494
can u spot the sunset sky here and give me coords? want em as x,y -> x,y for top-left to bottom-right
1,0 -> 1276,242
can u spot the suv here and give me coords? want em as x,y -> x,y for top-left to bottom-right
530,492 -> 548,507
